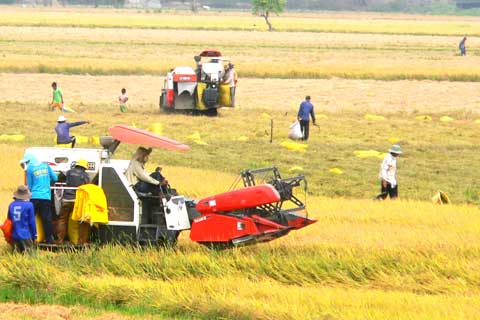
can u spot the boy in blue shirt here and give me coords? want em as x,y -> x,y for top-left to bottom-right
8,185 -> 36,252
20,153 -> 57,244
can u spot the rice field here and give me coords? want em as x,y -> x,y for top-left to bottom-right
2,25 -> 480,81
2,7 -> 480,36
1,190 -> 480,319
1,6 -> 480,319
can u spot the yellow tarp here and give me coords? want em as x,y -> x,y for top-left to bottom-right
289,166 -> 304,173
76,136 -> 89,144
68,213 -> 90,245
196,83 -> 207,110
329,168 -> 343,174
260,113 -> 271,119
148,123 -> 163,135
416,115 -> 432,121
89,136 -> 100,145
475,119 -> 480,124
440,116 -> 454,123
280,140 -> 308,152
354,150 -> 379,158
187,132 -> 208,145
0,134 -> 25,142
316,114 -> 329,120
72,184 -> 109,224
364,114 -> 385,121
219,84 -> 232,107
388,137 -> 401,144
238,136 -> 249,142
35,214 -> 45,243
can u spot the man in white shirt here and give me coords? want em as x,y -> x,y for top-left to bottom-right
376,145 -> 402,200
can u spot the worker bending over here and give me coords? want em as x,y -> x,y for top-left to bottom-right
55,115 -> 90,148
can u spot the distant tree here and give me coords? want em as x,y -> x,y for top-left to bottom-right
191,0 -> 199,12
251,0 -> 286,31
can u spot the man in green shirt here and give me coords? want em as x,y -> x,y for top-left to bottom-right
50,82 -> 64,111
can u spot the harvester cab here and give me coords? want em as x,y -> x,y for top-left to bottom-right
24,125 -> 194,247
160,49 -> 234,115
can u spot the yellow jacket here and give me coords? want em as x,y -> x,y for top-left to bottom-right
72,184 -> 108,224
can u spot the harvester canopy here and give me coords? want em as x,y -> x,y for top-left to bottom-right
109,125 -> 190,151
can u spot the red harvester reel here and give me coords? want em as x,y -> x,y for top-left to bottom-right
189,167 -> 317,247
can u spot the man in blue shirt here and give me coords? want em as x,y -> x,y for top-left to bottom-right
55,115 -> 90,148
21,153 -> 58,244
8,185 -> 36,252
459,36 -> 467,56
297,95 -> 316,141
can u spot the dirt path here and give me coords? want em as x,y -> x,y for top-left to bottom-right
0,302 -> 145,319
2,73 -> 479,114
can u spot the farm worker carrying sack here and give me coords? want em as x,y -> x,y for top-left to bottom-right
21,153 -> 57,244
297,95 -> 316,141
288,121 -> 303,140
71,184 -> 108,244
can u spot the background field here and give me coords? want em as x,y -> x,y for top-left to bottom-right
1,7 -> 480,319
3,24 -> 480,81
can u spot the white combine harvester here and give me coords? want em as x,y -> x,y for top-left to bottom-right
159,49 -> 235,116
24,125 -> 315,249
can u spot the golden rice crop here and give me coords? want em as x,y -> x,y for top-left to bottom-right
3,25 -> 480,81
2,8 -> 480,36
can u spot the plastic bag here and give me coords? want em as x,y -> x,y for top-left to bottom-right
1,218 -> 13,245
288,121 -> 303,140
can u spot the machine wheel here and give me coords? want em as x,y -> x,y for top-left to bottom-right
159,93 -> 173,113
203,108 -> 218,117
157,230 -> 180,247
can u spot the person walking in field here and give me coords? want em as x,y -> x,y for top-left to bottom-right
223,63 -> 237,107
376,145 -> 402,200
20,154 -> 57,244
8,185 -> 37,253
297,95 -> 316,141
56,159 -> 90,244
55,115 -> 90,148
119,88 -> 129,113
50,82 -> 64,111
459,36 -> 467,56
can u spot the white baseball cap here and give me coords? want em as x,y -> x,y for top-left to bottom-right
57,115 -> 66,122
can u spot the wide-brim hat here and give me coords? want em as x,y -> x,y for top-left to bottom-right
13,185 -> 31,200
57,115 -> 66,122
139,147 -> 152,155
389,144 -> 403,154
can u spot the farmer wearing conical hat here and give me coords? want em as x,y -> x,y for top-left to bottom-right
377,145 -> 402,200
